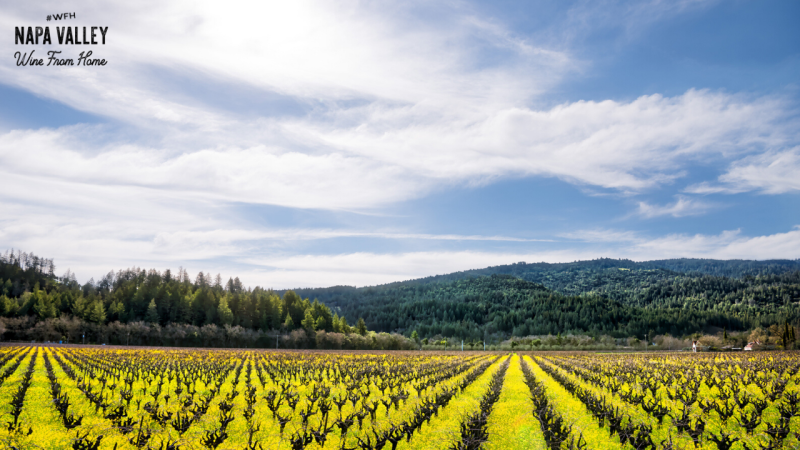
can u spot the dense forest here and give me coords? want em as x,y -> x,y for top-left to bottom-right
292,258 -> 800,339
1,251 -> 799,346
294,258 -> 800,298
0,250 -> 385,348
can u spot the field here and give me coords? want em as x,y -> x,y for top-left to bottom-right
0,346 -> 797,449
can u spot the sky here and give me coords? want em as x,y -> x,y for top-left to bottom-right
1,0 -> 799,288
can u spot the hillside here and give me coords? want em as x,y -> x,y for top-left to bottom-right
293,258 -> 800,299
3,251 -> 799,342
291,258 -> 800,339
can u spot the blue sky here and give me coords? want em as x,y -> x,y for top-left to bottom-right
1,0 -> 798,288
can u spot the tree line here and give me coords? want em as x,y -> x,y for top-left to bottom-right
2,250 -> 799,347
0,250 -> 389,348
293,264 -> 800,341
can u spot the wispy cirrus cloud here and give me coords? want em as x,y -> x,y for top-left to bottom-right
564,0 -> 718,38
1,89 -> 793,214
687,147 -> 800,195
636,196 -> 716,218
558,229 -> 641,243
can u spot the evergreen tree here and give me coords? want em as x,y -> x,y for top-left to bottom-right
311,299 -> 333,331
108,301 -> 124,320
218,297 -> 234,326
301,309 -> 316,332
176,294 -> 193,324
4,250 -> 800,344
258,291 -> 282,330
356,317 -> 367,336
32,287 -> 57,319
332,313 -> 341,333
87,300 -> 106,323
283,291 -> 305,328
71,293 -> 87,318
131,288 -> 147,320
145,299 -> 159,324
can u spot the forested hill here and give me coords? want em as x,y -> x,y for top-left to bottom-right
291,258 -> 800,338
292,258 -> 800,304
2,250 -> 799,342
364,258 -> 800,291
297,275 -> 650,339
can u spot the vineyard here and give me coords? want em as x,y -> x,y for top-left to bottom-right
0,347 -> 797,449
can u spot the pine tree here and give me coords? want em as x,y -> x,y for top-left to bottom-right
177,294 -> 193,324
32,287 -> 57,319
301,309 -> 316,332
88,300 -> 106,324
108,301 -> 124,320
356,318 -> 367,336
71,295 -> 87,319
217,297 -> 234,326
145,299 -> 159,324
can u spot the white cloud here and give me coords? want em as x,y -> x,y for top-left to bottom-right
561,227 -> 800,262
229,227 -> 800,288
1,2 -> 795,210
720,148 -> 800,194
559,229 -> 641,243
682,182 -> 746,195
1,1 -> 797,289
560,0 -> 718,46
310,90 -> 792,192
636,196 -> 715,218
0,173 -> 555,286
685,147 -> 800,194
3,171 -> 796,287
240,250 -> 595,288
1,89 -> 792,213
632,228 -> 800,260
0,1 -> 566,126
